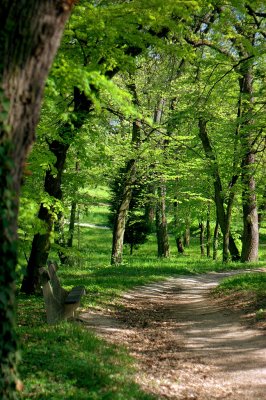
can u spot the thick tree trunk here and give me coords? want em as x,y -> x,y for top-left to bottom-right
111,160 -> 135,265
21,88 -> 92,293
239,70 -> 259,262
156,184 -> 170,257
21,140 -> 69,293
111,84 -> 141,265
0,1 -> 73,396
198,119 -> 240,261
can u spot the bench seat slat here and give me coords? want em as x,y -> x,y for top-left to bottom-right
64,286 -> 85,304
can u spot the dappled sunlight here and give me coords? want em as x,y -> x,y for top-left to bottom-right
81,272 -> 266,400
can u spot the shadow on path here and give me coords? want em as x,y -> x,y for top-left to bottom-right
81,270 -> 266,400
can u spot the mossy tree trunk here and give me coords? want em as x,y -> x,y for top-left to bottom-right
0,0 -> 73,397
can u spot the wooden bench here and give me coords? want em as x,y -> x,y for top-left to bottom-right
39,261 -> 85,324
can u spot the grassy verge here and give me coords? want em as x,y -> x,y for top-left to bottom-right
214,272 -> 266,319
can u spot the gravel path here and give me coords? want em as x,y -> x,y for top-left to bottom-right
81,270 -> 266,400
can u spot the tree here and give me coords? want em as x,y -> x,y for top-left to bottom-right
185,1 -> 266,261
21,0 -> 196,273
0,1 -> 74,397
110,82 -> 141,264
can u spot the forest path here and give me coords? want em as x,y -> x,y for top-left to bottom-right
80,270 -> 266,400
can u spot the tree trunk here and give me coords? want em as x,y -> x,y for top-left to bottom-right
206,205 -> 211,258
145,183 -> 156,232
111,160 -> 135,265
176,237 -> 184,254
0,1 -> 73,396
258,188 -> 266,228
198,118 -> 240,261
21,140 -> 69,293
223,190 -> 235,262
111,83 -> 141,265
156,184 -> 170,257
239,70 -> 259,262
21,88 -> 92,293
241,152 -> 259,261
213,220 -> 219,260
199,221 -> 205,256
184,222 -> 190,247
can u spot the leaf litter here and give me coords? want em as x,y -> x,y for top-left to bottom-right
81,270 -> 266,400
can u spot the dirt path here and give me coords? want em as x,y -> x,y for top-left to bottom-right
80,270 -> 266,400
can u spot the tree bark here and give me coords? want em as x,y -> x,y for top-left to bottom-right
199,221 -> 205,256
145,183 -> 156,231
176,237 -> 184,254
213,220 -> 219,260
21,139 -> 70,293
0,0 -> 73,396
21,88 -> 92,293
258,188 -> 266,227
222,189 -> 235,262
156,184 -> 170,257
153,98 -> 170,258
111,83 -> 141,265
111,160 -> 136,265
198,118 -> 240,261
206,204 -> 211,258
239,70 -> 259,262
184,222 -> 190,247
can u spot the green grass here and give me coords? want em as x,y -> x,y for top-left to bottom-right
214,272 -> 266,314
18,323 -> 155,400
79,204 -> 110,226
216,272 -> 266,293
47,226 -> 266,310
16,197 -> 266,399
